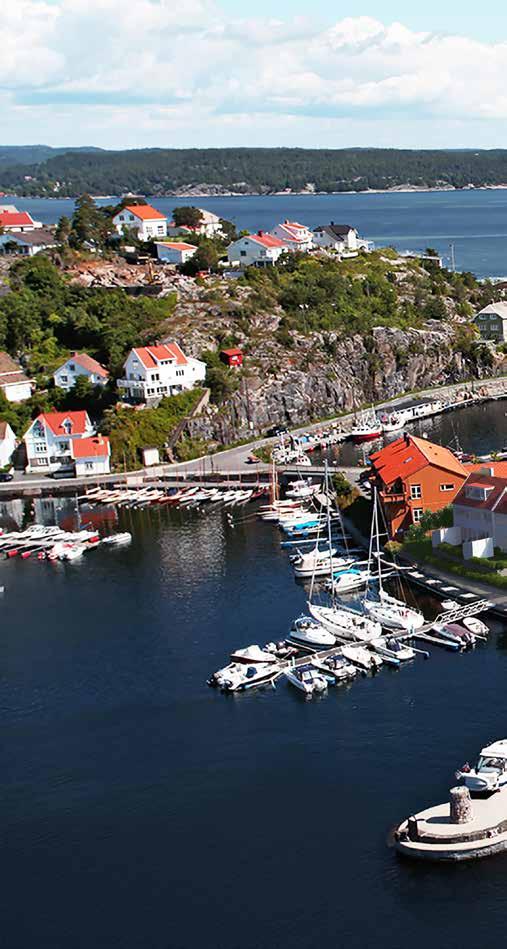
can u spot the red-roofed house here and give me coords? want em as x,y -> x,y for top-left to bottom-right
118,342 -> 206,403
271,220 -> 314,252
71,435 -> 111,476
220,348 -> 244,368
227,232 -> 288,268
369,433 -> 469,538
453,472 -> 507,552
53,352 -> 109,391
112,204 -> 167,241
154,241 -> 197,265
0,210 -> 41,232
23,411 -> 95,472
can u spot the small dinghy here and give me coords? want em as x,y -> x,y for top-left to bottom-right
287,615 -> 336,651
462,616 -> 489,637
284,664 -> 328,696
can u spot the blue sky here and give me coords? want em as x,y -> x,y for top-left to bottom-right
2,1 -> 507,149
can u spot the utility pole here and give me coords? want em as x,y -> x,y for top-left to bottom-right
449,243 -> 456,273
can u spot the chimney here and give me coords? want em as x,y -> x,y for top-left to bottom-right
258,230 -> 263,236
404,432 -> 410,446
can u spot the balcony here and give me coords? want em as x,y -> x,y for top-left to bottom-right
379,488 -> 407,504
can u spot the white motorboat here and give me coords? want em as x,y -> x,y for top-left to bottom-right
285,479 -> 318,500
463,616 -> 489,637
102,532 -> 132,546
287,615 -> 336,651
208,661 -> 281,692
311,654 -> 357,684
284,664 -> 328,695
325,566 -> 370,594
432,622 -> 476,648
309,602 -> 381,642
456,740 -> 507,793
371,636 -> 416,664
380,410 -> 409,434
59,543 -> 86,561
341,645 -> 383,672
292,550 -> 355,579
364,589 -> 425,632
230,644 -> 280,665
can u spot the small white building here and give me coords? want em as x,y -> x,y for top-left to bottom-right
53,352 -> 109,391
72,435 -> 111,476
154,241 -> 197,265
452,471 -> 507,552
474,303 -> 507,343
195,209 -> 223,237
0,228 -> 57,257
112,204 -> 167,242
0,352 -> 34,402
313,223 -> 359,252
227,232 -> 288,268
0,421 -> 16,468
271,220 -> 314,252
23,411 -> 95,473
117,342 -> 206,404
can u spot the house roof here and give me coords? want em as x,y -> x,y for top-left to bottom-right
5,228 -> 56,246
221,348 -> 243,357
0,211 -> 34,228
314,223 -> 356,238
72,435 -> 110,459
248,232 -> 287,249
369,434 -> 467,486
155,241 -> 196,251
276,221 -> 309,242
122,204 -> 166,221
63,352 -> 109,378
466,461 -> 507,479
133,342 -> 188,368
476,302 -> 507,319
454,473 -> 507,515
0,351 -> 32,388
0,351 -> 22,375
35,411 -> 90,437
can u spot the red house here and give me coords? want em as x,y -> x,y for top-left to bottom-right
220,348 -> 244,368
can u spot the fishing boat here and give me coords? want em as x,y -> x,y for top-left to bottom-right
311,654 -> 357,684
349,410 -> 382,443
287,615 -> 336,651
341,644 -> 383,672
208,661 -> 282,692
284,664 -> 328,695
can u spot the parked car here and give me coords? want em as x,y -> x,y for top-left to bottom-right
267,425 -> 288,437
0,471 -> 14,482
49,466 -> 76,480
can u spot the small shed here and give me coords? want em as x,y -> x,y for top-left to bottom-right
142,447 -> 160,467
220,348 -> 244,368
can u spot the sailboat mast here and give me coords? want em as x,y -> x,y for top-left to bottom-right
325,462 -> 335,606
374,487 -> 383,594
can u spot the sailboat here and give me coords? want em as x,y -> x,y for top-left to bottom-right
361,488 -> 425,632
306,464 -> 381,643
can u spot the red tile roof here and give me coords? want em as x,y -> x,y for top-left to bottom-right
454,473 -> 507,515
370,434 -> 467,485
0,211 -> 34,227
72,435 -> 110,459
37,411 -> 90,436
221,348 -> 243,357
133,343 -> 188,368
123,204 -> 165,221
466,461 -> 507,479
249,232 -> 287,249
155,241 -> 196,251
67,353 -> 109,378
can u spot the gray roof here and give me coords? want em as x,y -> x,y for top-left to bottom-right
1,228 -> 56,247
313,223 -> 356,238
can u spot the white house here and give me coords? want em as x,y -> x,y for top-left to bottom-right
72,435 -> 111,476
23,411 -> 95,473
53,352 -> 109,391
117,342 -> 206,404
475,303 -> 507,343
154,241 -> 197,265
0,352 -> 34,402
195,209 -> 223,237
271,220 -> 314,252
0,209 -> 42,233
0,228 -> 57,257
112,204 -> 167,242
0,421 -> 16,468
227,232 -> 288,268
313,223 -> 359,252
452,471 -> 507,552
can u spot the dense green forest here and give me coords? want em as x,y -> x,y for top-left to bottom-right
3,148 -> 507,196
0,145 -> 104,167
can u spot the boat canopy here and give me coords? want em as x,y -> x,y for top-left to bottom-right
231,645 -> 274,663
480,740 -> 507,759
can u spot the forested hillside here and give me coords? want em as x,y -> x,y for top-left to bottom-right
3,147 -> 507,196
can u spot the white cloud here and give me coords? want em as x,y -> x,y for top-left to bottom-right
2,2 -> 507,146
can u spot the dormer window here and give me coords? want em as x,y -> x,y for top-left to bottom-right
33,420 -> 45,438
465,484 -> 494,501
62,418 -> 73,435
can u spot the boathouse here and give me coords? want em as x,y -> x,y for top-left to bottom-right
220,348 -> 244,368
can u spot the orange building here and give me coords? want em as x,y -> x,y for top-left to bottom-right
369,434 -> 469,538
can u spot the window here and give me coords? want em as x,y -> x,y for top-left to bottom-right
410,484 -> 422,499
68,364 -> 75,372
58,440 -> 70,451
35,442 -> 47,454
60,374 -> 68,383
440,483 -> 455,492
85,462 -> 94,471
240,250 -> 247,257
413,508 -> 423,522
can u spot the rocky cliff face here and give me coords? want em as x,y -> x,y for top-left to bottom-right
187,321 -> 500,446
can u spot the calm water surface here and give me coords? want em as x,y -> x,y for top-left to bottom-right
13,189 -> 507,278
1,405 -> 507,949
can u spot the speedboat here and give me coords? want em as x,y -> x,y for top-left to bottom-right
325,566 -> 369,594
311,654 -> 357,684
432,622 -> 476,648
102,532 -> 132,546
363,590 -> 425,632
371,636 -> 416,665
208,661 -> 281,692
341,645 -> 383,672
463,616 -> 489,637
308,602 -> 381,642
456,740 -> 507,793
284,664 -> 328,695
230,644 -> 281,665
287,615 -> 336,651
